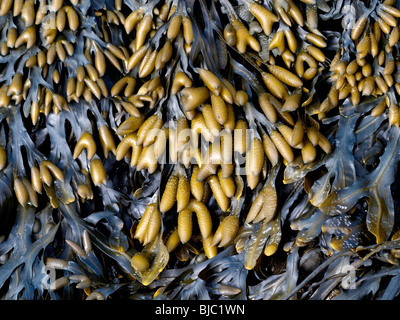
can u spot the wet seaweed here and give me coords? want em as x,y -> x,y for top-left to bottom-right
1,0 -> 400,301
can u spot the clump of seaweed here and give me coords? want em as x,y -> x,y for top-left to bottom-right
0,0 -> 400,301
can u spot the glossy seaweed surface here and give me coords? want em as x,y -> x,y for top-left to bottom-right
1,0 -> 400,300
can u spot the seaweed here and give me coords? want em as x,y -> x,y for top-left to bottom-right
1,0 -> 400,301
0,205 -> 58,299
320,126 -> 400,243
